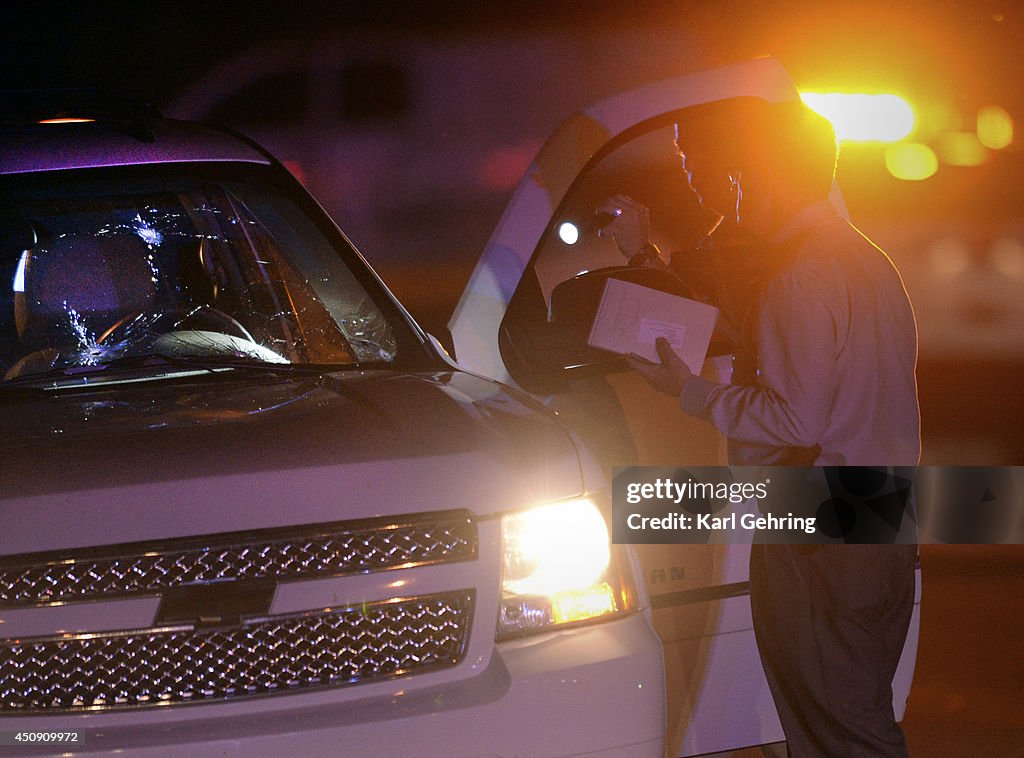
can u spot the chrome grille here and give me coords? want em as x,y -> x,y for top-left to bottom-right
0,511 -> 476,609
0,591 -> 474,712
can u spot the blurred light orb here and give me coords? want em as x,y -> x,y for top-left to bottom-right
990,237 -> 1024,277
929,237 -> 971,276
801,92 -> 915,143
977,105 -> 1013,149
938,131 -> 989,167
885,143 -> 938,181
558,221 -> 581,245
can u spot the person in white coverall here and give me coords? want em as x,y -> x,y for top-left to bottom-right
600,97 -> 921,757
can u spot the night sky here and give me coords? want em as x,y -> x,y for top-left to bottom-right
5,2 -> 1022,107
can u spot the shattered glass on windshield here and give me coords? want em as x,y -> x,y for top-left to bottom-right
1,172 -> 397,381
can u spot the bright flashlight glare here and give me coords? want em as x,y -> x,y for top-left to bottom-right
502,498 -> 611,597
801,92 -> 915,143
558,221 -> 581,245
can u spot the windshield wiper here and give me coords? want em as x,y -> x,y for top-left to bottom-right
144,354 -> 372,376
0,353 -> 359,390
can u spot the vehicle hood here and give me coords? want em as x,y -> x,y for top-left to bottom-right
0,370 -> 585,554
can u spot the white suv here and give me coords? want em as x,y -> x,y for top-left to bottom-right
0,59 -> 919,758
0,92 -> 662,757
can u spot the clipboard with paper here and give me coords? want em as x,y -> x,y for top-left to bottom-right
586,277 -> 720,373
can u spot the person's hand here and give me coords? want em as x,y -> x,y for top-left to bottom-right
596,194 -> 650,260
625,337 -> 694,397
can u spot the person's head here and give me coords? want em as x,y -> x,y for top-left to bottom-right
674,97 -> 837,234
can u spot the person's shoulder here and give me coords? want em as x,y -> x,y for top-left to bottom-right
794,209 -> 896,272
800,208 -> 865,251
785,216 -> 912,313
763,253 -> 840,305
765,229 -> 853,305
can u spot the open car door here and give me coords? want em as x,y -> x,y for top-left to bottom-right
449,58 -> 921,756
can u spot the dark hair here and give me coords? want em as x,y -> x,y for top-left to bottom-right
675,97 -> 838,202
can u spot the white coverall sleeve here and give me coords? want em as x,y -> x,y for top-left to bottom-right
679,267 -> 840,449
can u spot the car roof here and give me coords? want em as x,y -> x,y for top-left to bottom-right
0,90 -> 272,176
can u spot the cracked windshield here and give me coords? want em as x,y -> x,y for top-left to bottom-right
1,168 -> 397,382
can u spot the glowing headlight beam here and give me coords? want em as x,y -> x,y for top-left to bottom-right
501,498 -> 611,598
800,92 -> 915,143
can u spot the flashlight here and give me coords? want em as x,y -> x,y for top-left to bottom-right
557,211 -> 618,245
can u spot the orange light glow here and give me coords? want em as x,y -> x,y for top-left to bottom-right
990,238 -> 1024,277
37,118 -> 96,124
938,132 -> 989,167
552,582 -> 616,624
885,143 -> 938,180
977,106 -> 1013,149
800,92 -> 915,143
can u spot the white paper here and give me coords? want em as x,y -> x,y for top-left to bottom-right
637,319 -> 686,350
587,278 -> 719,372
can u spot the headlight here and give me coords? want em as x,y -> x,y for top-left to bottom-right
497,496 -> 638,638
